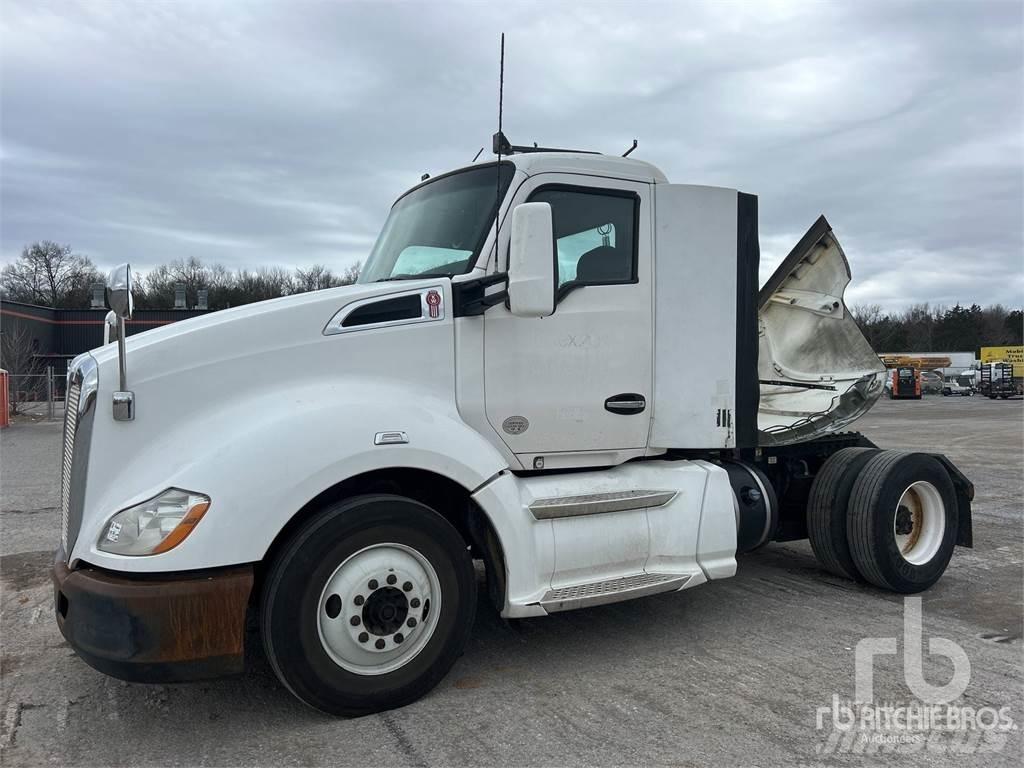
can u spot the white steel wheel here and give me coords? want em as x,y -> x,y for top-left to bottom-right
892,481 -> 946,566
317,543 -> 441,675
261,494 -> 477,716
846,451 -> 958,593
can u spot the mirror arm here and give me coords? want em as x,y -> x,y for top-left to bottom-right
105,263 -> 135,421
116,316 -> 128,392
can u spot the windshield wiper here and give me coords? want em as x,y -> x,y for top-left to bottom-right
373,261 -> 469,282
374,273 -> 439,282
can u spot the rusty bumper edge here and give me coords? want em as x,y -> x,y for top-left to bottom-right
53,551 -> 255,683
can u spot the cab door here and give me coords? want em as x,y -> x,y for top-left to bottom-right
483,175 -> 653,467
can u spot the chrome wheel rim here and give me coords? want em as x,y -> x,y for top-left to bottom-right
893,481 -> 945,565
317,543 -> 440,675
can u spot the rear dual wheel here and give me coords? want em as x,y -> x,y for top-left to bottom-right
807,447 -> 877,581
261,495 -> 476,716
807,450 -> 957,592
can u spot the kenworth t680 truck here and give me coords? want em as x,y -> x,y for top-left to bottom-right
53,142 -> 973,715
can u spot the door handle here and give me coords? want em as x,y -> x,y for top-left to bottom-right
604,393 -> 646,415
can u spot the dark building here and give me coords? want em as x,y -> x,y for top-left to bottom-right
1,299 -> 211,383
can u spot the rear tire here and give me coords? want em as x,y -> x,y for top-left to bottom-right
806,447 -> 878,580
261,494 -> 476,716
846,452 -> 957,593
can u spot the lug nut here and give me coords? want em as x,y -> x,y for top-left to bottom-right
410,598 -> 421,608
350,615 -> 361,626
403,581 -> 413,592
354,594 -> 365,606
394,633 -> 404,644
375,639 -> 386,650
407,617 -> 417,628
387,574 -> 397,585
358,632 -> 369,643
368,579 -> 378,590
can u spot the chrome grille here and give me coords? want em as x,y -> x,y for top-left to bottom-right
60,380 -> 81,553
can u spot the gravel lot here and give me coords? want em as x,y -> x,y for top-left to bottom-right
2,396 -> 1021,767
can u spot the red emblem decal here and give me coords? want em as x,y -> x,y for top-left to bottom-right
426,290 -> 441,318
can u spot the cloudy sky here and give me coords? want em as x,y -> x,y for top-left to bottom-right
2,0 -> 1022,309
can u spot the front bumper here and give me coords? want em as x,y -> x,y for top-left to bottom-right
53,551 -> 254,683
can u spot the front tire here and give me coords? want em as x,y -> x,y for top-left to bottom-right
261,495 -> 476,716
846,452 -> 957,593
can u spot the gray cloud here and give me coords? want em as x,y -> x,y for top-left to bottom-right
2,0 -> 1021,310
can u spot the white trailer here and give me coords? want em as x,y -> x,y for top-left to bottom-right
53,140 -> 974,715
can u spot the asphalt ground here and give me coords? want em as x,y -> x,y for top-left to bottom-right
1,395 -> 1021,767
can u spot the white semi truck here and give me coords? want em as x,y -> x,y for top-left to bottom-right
53,139 -> 973,715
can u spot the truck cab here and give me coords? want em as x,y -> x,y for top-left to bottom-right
52,146 -> 973,715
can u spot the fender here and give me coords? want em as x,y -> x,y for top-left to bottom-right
74,379 -> 510,572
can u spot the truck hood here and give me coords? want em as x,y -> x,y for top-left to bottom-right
92,279 -> 433,372
757,216 -> 885,445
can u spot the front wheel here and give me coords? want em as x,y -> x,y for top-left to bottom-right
261,495 -> 477,716
846,452 -> 957,593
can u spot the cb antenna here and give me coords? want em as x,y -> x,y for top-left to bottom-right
493,32 -> 506,258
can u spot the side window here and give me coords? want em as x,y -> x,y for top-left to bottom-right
528,187 -> 638,288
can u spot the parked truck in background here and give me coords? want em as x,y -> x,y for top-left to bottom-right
979,361 -> 1022,399
979,346 -> 1024,398
52,137 -> 974,716
941,378 -> 973,396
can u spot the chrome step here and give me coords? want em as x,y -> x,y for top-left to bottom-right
539,572 -> 691,612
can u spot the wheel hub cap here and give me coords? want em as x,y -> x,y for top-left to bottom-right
893,481 -> 945,566
363,587 -> 409,635
317,543 -> 441,675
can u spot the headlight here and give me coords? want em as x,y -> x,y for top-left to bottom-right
98,488 -> 210,556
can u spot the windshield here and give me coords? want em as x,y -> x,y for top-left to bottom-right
359,163 -> 515,283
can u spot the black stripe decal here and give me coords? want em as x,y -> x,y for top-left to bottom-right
735,192 -> 760,449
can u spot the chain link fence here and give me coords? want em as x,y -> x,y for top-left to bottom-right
5,367 -> 66,420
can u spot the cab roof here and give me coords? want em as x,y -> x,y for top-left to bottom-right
395,152 -> 669,205
504,152 -> 669,184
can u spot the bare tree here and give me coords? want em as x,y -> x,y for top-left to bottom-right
294,261 -> 361,293
232,267 -> 294,303
0,241 -> 103,307
138,256 -> 232,309
340,261 -> 361,286
0,323 -> 42,415
295,264 -> 342,292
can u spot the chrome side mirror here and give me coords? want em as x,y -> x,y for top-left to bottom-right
105,263 -> 134,319
105,263 -> 134,421
103,310 -> 120,345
